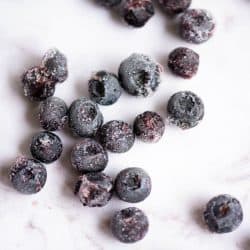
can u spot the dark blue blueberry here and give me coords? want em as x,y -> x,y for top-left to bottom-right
96,0 -> 122,7
71,138 -> 108,173
111,207 -> 149,243
38,97 -> 68,131
134,111 -> 165,143
74,172 -> 113,207
68,97 -> 103,137
168,47 -> 199,79
115,167 -> 151,203
10,156 -> 47,194
41,48 -> 68,83
88,71 -> 122,106
119,53 -> 161,97
167,91 -> 204,129
30,131 -> 63,164
123,0 -> 155,28
203,195 -> 243,233
158,0 -> 191,15
98,120 -> 135,153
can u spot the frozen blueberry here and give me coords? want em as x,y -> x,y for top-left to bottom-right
96,0 -> 122,7
22,66 -> 57,101
119,53 -> 161,97
88,71 -> 122,106
68,97 -> 103,137
123,0 -> 155,28
115,167 -> 151,203
134,111 -> 165,143
98,120 -> 135,153
30,131 -> 63,164
10,156 -> 47,194
111,207 -> 149,243
167,91 -> 204,129
180,9 -> 216,44
74,172 -> 113,207
71,138 -> 108,173
203,195 -> 243,233
168,47 -> 199,79
158,0 -> 191,15
41,48 -> 68,83
38,97 -> 68,131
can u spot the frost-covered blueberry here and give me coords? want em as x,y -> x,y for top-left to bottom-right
179,9 -> 216,44
71,138 -> 108,173
22,66 -> 57,101
96,0 -> 122,7
111,207 -> 149,243
168,47 -> 199,79
38,97 -> 68,131
30,131 -> 63,164
134,111 -> 165,143
203,195 -> 243,233
115,167 -> 151,203
74,172 -> 113,207
158,0 -> 191,15
98,120 -> 135,153
123,0 -> 155,28
88,71 -> 122,105
167,91 -> 204,129
41,48 -> 68,83
10,156 -> 47,194
68,97 -> 103,137
119,53 -> 161,97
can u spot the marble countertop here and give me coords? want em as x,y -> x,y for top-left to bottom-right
1,0 -> 250,249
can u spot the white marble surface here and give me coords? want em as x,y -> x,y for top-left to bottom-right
1,0 -> 250,249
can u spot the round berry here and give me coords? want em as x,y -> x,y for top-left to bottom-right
30,131 -> 63,164
167,91 -> 204,129
74,172 -> 113,207
10,156 -> 47,194
96,0 -> 122,7
179,9 -> 216,44
98,120 -> 135,153
119,53 -> 161,97
41,48 -> 68,83
203,195 -> 243,233
22,66 -> 57,101
111,207 -> 149,243
88,71 -> 122,106
123,0 -> 155,28
158,0 -> 191,15
71,138 -> 108,173
68,97 -> 103,137
134,111 -> 165,143
115,167 -> 151,203
168,47 -> 199,79
38,97 -> 68,131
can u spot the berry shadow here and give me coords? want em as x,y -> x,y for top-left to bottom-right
0,159 -> 15,190
190,203 -> 208,232
239,238 -> 250,250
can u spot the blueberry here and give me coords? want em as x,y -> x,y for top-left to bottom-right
168,47 -> 199,79
115,167 -> 151,203
167,91 -> 204,129
68,97 -> 103,137
111,207 -> 149,243
158,0 -> 191,15
134,111 -> 165,143
71,138 -> 108,173
123,0 -> 155,28
74,172 -> 113,207
22,66 -> 57,101
30,131 -> 63,164
180,9 -> 216,44
41,48 -> 68,83
98,120 -> 135,153
119,53 -> 161,97
38,97 -> 68,131
10,156 -> 47,194
88,71 -> 122,106
96,0 -> 122,7
203,195 -> 243,233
